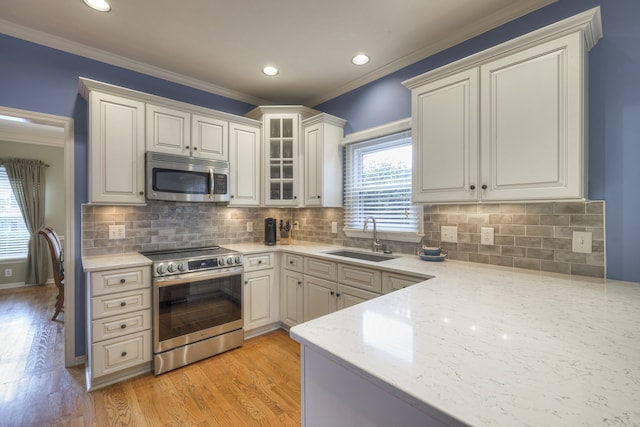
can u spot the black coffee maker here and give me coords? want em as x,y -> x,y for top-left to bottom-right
265,218 -> 277,246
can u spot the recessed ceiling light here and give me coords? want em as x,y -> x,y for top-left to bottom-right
351,54 -> 370,66
262,66 -> 279,76
83,0 -> 111,12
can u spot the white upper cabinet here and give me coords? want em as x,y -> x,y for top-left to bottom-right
88,91 -> 146,205
147,104 -> 228,161
410,68 -> 479,203
229,122 -> 261,206
191,114 -> 228,160
404,8 -> 602,203
302,114 -> 346,207
480,33 -> 583,201
264,113 -> 299,206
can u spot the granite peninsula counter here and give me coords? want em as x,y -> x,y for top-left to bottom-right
233,244 -> 640,427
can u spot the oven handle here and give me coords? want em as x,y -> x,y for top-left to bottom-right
154,267 -> 244,287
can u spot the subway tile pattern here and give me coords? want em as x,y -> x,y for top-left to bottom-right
82,200 -> 605,278
420,201 -> 606,278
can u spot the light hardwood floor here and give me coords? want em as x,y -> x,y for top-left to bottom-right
0,284 -> 301,426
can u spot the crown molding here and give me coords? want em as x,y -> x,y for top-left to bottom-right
305,0 -> 557,107
0,19 -> 269,106
402,6 -> 602,89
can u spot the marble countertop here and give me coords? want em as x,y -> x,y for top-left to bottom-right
259,243 -> 639,427
82,242 -> 640,425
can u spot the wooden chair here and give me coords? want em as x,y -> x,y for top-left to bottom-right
38,227 -> 64,321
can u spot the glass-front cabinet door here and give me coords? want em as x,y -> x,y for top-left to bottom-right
265,114 -> 299,205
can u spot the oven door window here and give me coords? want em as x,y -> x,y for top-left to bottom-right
157,275 -> 242,343
153,168 -> 210,195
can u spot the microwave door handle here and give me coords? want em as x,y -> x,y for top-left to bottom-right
209,168 -> 214,199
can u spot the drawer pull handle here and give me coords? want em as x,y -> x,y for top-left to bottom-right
120,324 -> 127,329
121,351 -> 127,357
120,278 -> 126,284
120,302 -> 126,307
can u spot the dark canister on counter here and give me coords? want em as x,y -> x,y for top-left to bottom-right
265,218 -> 277,245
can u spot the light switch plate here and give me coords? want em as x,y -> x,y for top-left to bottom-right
441,226 -> 458,243
480,227 -> 495,245
572,231 -> 592,253
246,222 -> 253,232
108,224 -> 126,240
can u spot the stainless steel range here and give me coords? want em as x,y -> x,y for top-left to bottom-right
142,246 -> 244,375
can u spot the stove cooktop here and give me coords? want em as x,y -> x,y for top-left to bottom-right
141,246 -> 243,277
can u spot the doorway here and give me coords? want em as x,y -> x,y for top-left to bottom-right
0,106 -> 75,367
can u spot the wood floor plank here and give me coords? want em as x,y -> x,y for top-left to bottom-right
0,285 -> 301,426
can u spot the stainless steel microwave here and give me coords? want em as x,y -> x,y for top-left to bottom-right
145,152 -> 230,202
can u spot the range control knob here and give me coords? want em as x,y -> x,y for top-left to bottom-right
227,256 -> 235,266
156,264 -> 168,275
178,262 -> 188,272
167,263 -> 177,273
235,256 -> 242,264
218,257 -> 226,266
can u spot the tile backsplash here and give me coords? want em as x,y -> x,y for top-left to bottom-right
82,200 -> 605,278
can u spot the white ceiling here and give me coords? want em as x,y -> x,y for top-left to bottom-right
0,0 -> 555,106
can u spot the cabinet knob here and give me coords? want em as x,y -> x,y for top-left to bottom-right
244,281 -> 248,285
120,278 -> 126,284
231,195 -> 235,198
293,196 -> 297,200
330,291 -> 335,295
481,184 -> 488,190
139,191 -> 144,196
121,351 -> 127,357
193,147 -> 197,151
317,195 -> 321,199
289,260 -> 294,264
185,145 -> 190,149
297,281 -> 301,285
120,324 -> 127,329
120,301 -> 126,307
469,185 -> 476,190
258,260 -> 262,264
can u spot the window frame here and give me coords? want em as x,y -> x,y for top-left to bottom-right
0,165 -> 31,261
342,118 -> 423,243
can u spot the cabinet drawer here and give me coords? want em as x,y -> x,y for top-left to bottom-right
91,330 -> 152,379
338,264 -> 381,293
244,253 -> 274,272
91,309 -> 151,342
304,257 -> 337,281
91,289 -> 151,319
284,253 -> 303,272
91,266 -> 150,297
381,272 -> 429,294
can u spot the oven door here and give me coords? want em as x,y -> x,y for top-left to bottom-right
153,267 -> 243,353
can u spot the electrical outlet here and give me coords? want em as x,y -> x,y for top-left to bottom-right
480,227 -> 495,245
108,225 -> 126,240
572,231 -> 592,253
441,226 -> 458,243
246,222 -> 253,232
331,222 -> 338,234
4,268 -> 12,277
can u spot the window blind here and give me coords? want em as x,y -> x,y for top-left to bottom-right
0,166 -> 30,260
344,130 -> 421,233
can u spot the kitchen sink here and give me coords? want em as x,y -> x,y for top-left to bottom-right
323,250 -> 397,262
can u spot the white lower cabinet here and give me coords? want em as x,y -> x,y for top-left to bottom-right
243,253 -> 279,335
282,269 -> 304,327
85,264 -> 152,391
303,275 -> 336,322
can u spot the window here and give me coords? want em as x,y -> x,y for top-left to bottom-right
0,166 -> 30,259
344,128 -> 422,240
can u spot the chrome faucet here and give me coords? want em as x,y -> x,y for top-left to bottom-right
363,216 -> 383,252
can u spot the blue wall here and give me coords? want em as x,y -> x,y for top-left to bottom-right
316,0 -> 640,284
1,0 -> 638,358
1,35 -> 256,356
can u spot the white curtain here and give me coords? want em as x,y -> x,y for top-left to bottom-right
2,158 -> 48,284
